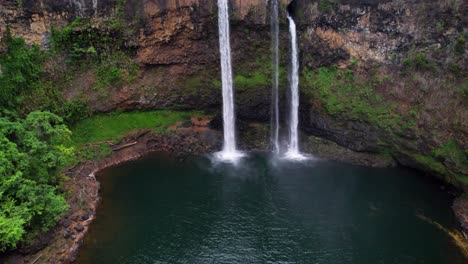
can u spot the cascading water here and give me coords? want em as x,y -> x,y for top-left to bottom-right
271,0 -> 280,155
92,0 -> 98,16
215,0 -> 244,162
285,14 -> 307,160
70,0 -> 86,15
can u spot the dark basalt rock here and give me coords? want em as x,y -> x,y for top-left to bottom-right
64,230 -> 73,240
301,109 -> 381,152
74,224 -> 85,233
81,214 -> 90,221
62,219 -> 72,228
18,232 -> 54,254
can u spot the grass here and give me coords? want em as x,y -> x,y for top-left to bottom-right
71,110 -> 197,146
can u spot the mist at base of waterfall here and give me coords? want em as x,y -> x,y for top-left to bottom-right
76,153 -> 466,264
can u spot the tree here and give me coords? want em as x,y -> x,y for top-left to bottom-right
0,111 -> 71,251
0,29 -> 44,107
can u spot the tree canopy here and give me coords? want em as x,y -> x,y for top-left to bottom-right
0,111 -> 72,251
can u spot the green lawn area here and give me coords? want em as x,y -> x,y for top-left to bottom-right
71,110 -> 198,146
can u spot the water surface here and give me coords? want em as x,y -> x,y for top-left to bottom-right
77,153 -> 465,264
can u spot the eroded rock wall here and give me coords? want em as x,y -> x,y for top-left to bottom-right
0,0 -> 466,187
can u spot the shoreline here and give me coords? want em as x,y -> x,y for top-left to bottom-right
2,127 -> 221,264
2,126 -> 467,263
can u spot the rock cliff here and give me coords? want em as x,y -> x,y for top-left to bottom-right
0,0 -> 466,187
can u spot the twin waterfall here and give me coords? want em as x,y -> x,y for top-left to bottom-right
215,0 -> 244,162
285,14 -> 306,160
216,0 -> 306,162
271,0 -> 280,155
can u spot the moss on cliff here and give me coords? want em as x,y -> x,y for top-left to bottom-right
301,64 -> 467,187
302,66 -> 413,131
0,30 -> 44,107
233,54 -> 287,91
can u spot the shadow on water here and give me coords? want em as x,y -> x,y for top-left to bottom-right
76,152 -> 466,264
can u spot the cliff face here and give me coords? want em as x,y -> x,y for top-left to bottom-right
0,0 -> 467,187
292,0 -> 467,187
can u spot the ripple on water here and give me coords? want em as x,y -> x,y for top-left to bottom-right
76,153 -> 466,264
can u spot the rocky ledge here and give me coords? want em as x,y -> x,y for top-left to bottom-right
1,117 -> 467,263
454,197 -> 468,234
1,124 -> 221,264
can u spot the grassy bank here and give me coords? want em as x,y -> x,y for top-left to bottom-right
71,110 -> 199,146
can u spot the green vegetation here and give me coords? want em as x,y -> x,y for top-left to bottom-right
433,140 -> 468,183
457,86 -> 468,95
234,72 -> 269,90
0,30 -> 44,107
0,111 -> 71,251
0,29 -> 91,124
407,150 -> 468,185
51,17 -> 138,91
71,110 -> 196,146
111,0 -> 128,29
413,154 -> 447,175
398,141 -> 468,186
50,15 -> 130,61
233,56 -> 286,90
318,0 -> 337,13
93,52 -> 138,91
302,66 -> 408,130
0,15 -> 151,253
454,34 -> 465,55
403,52 -> 434,71
302,65 -> 468,185
436,21 -> 445,33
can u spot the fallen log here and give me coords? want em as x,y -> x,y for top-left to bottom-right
111,141 -> 138,151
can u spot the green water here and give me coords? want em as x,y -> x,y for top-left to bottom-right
76,153 -> 465,264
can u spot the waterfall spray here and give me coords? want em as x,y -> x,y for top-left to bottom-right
285,14 -> 306,160
215,0 -> 244,162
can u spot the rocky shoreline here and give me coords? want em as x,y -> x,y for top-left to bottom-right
1,121 -> 467,263
1,123 -> 222,264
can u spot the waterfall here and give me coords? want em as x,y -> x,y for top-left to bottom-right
69,0 -> 86,15
215,0 -> 244,162
92,0 -> 98,16
285,14 -> 306,160
271,0 -> 280,155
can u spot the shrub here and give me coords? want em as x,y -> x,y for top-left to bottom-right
403,52 -> 433,71
0,112 -> 71,251
454,34 -> 465,55
318,0 -> 337,13
0,30 -> 44,107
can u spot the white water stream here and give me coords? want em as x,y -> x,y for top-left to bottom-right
215,0 -> 244,162
285,14 -> 307,160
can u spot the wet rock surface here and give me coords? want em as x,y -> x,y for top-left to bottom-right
0,0 -> 467,261
454,197 -> 468,233
0,125 -> 222,264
